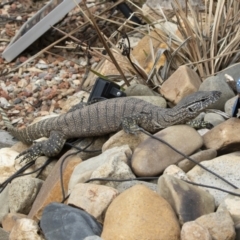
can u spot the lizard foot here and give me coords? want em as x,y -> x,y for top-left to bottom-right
121,116 -> 141,134
186,120 -> 214,129
16,143 -> 44,164
17,131 -> 66,164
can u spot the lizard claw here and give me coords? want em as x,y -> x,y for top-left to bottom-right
16,144 -> 43,164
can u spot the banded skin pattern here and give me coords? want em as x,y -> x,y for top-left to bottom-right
0,91 -> 221,163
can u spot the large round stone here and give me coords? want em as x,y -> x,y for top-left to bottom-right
101,184 -> 180,240
131,125 -> 203,176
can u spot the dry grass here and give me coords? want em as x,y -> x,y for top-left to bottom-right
150,0 -> 240,80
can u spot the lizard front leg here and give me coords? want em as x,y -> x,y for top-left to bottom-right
17,131 -> 66,163
121,112 -> 160,134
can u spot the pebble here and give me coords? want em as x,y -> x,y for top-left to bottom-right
1,11 -> 240,238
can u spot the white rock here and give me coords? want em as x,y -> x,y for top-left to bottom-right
181,221 -> 212,240
67,183 -> 118,222
218,189 -> 240,225
0,148 -> 18,183
163,165 -> 190,181
9,218 -> 44,240
68,145 -> 132,194
90,156 -> 136,188
187,151 -> 240,206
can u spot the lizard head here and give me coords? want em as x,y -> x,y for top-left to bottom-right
176,91 -> 222,118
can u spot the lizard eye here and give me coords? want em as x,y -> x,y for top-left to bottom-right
188,107 -> 194,112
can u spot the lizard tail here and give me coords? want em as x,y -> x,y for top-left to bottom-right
0,107 -> 15,130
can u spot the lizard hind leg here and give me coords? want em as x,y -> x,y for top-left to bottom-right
17,131 -> 66,163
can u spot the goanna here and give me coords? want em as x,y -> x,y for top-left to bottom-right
0,91 -> 221,163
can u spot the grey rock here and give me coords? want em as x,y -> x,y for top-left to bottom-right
204,113 -> 225,127
116,180 -> 157,193
199,76 -> 234,110
178,149 -> 217,172
217,63 -> 240,85
157,175 -> 215,225
9,178 -> 43,214
0,228 -> 9,240
0,130 -> 18,148
224,96 -> 237,117
125,83 -> 159,96
132,96 -> 167,108
40,203 -> 102,240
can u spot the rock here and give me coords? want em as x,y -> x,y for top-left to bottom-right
90,156 -> 136,188
0,228 -> 9,240
125,84 -> 159,96
204,113 -> 225,127
132,96 -> 167,108
59,91 -> 89,112
34,156 -> 57,181
101,185 -> 180,240
0,130 -> 18,148
217,63 -> 240,85
84,237 -> 103,240
102,130 -> 148,152
218,189 -> 240,225
2,213 -> 27,232
199,76 -> 235,110
157,175 -> 215,225
67,183 -> 118,223
116,180 -> 157,193
132,125 -> 203,176
195,209 -> 236,240
181,221 -> 212,240
160,65 -> 201,104
236,223 -> 240,240
163,165 -> 190,181
72,136 -> 109,161
203,118 -> 240,154
0,148 -> 18,183
28,152 -> 82,221
10,141 -> 29,154
187,152 -> 240,206
131,30 -> 167,74
9,178 -> 43,214
68,145 -> 132,193
224,96 -> 237,117
178,149 -> 217,172
0,186 -> 9,223
9,218 -> 44,240
40,203 -> 102,240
